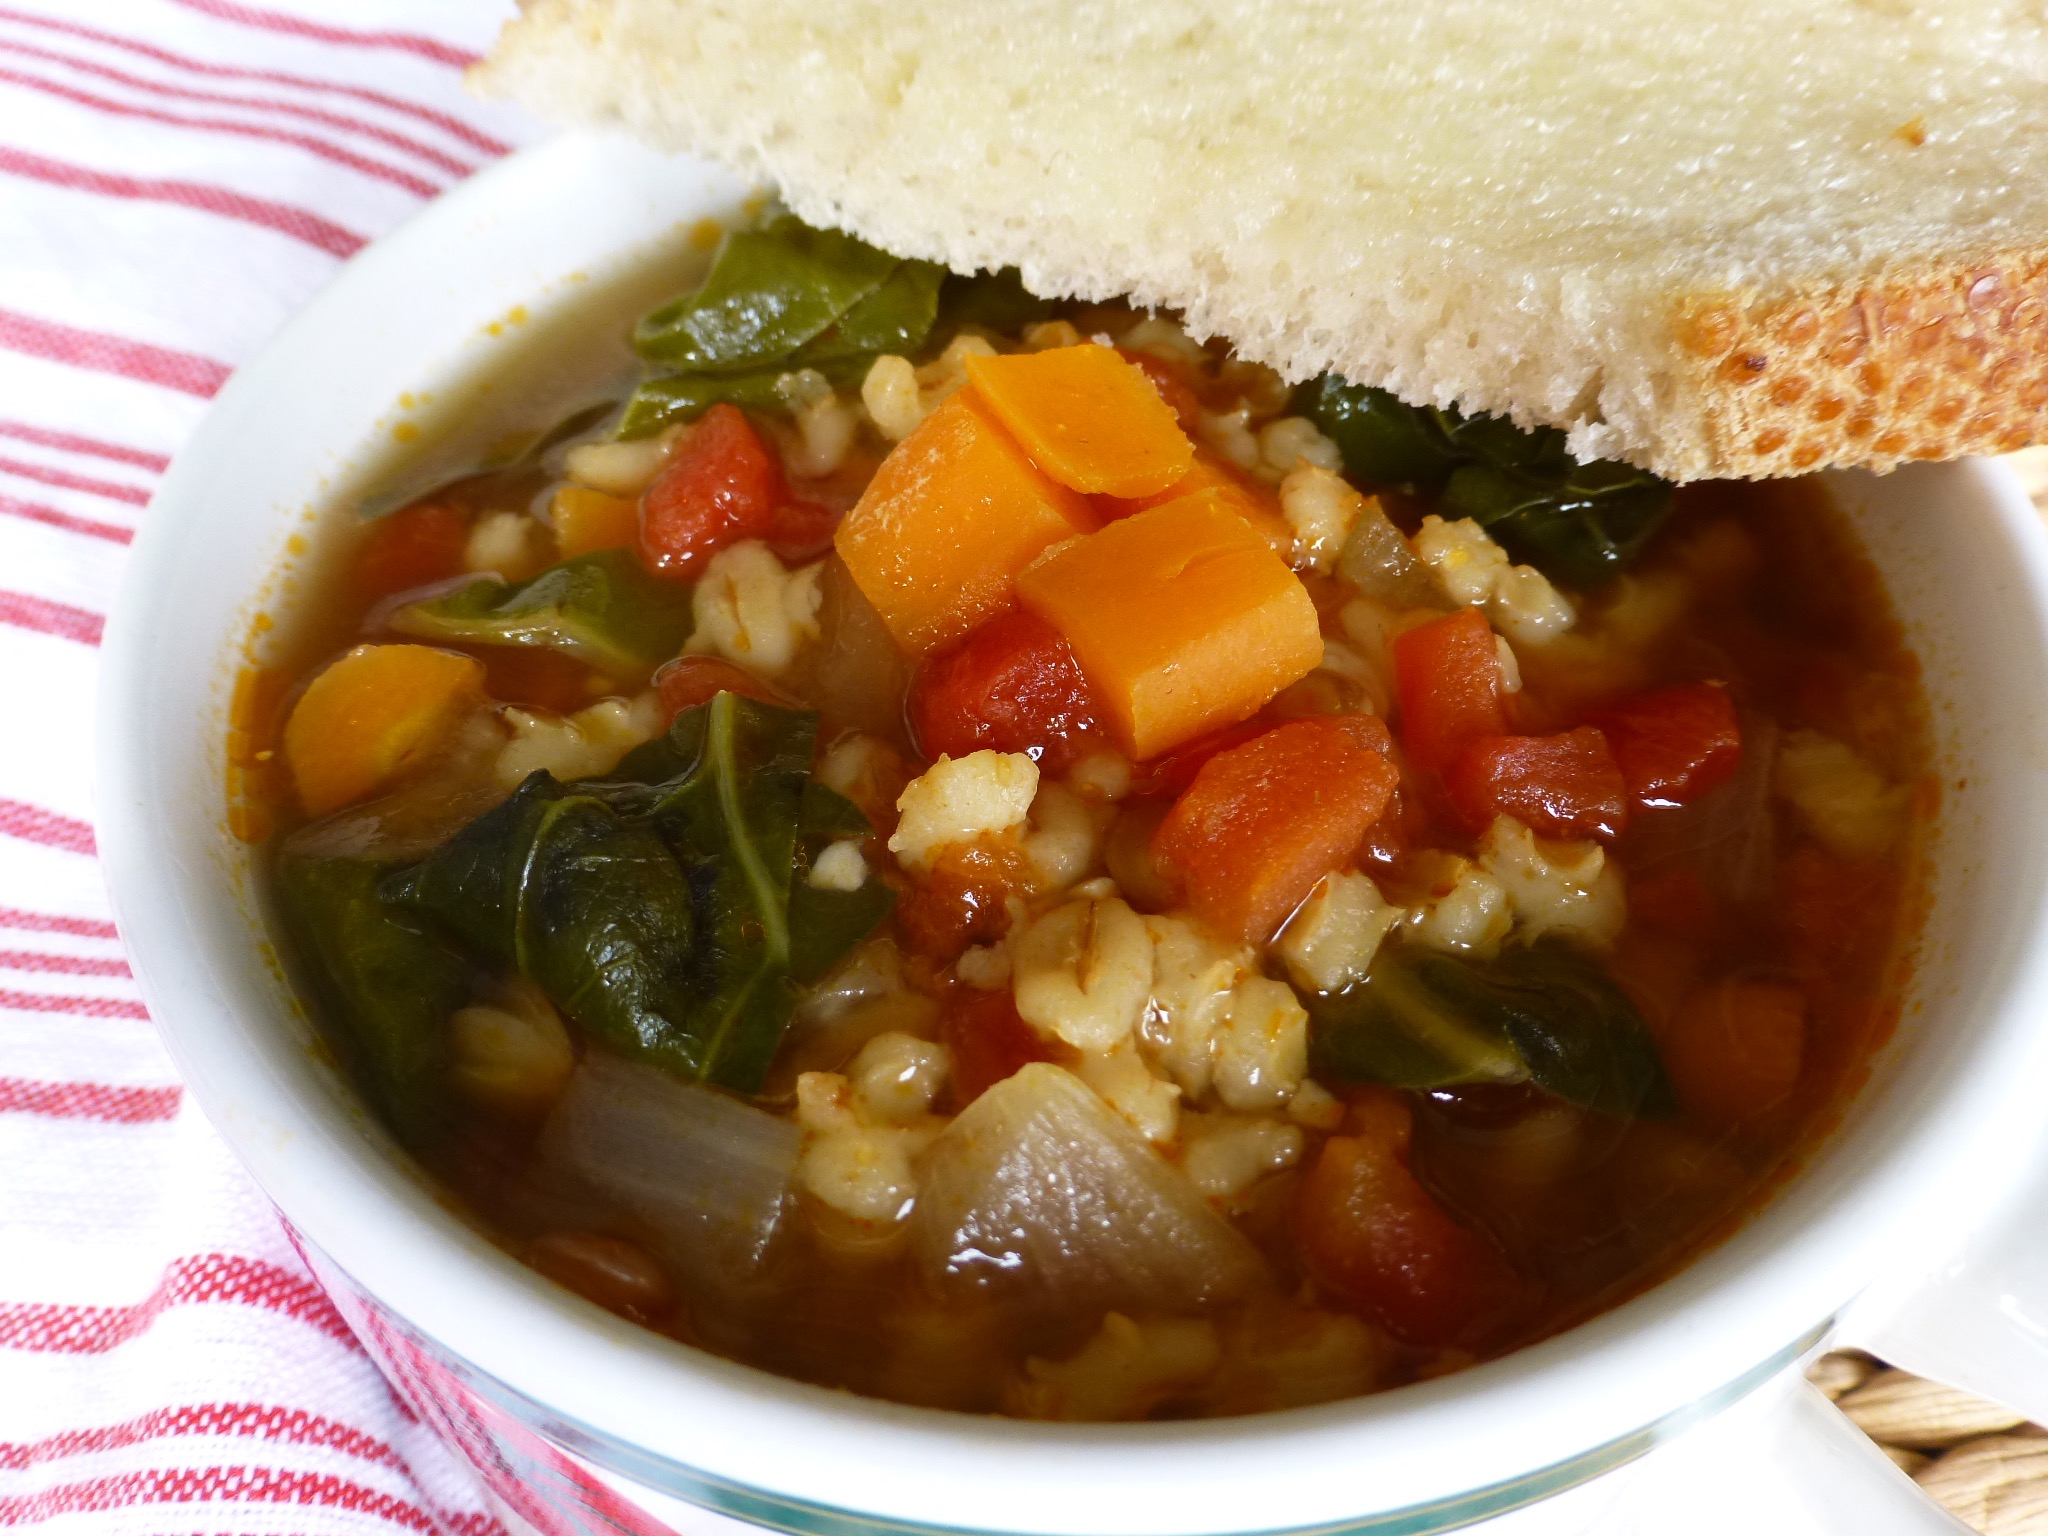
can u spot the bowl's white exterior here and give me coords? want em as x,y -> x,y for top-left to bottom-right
95,130 -> 2048,1536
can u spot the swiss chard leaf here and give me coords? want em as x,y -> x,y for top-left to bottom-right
1295,374 -> 1674,588
620,218 -> 943,439
1309,942 -> 1674,1119
936,267 -> 1055,335
633,217 -> 900,371
387,774 -> 715,1080
273,853 -> 470,1149
788,782 -> 894,985
617,368 -> 803,441
385,549 -> 693,679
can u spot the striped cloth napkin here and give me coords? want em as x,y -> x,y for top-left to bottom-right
0,3 -> 548,1530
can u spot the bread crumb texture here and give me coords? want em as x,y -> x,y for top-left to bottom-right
476,0 -> 2048,480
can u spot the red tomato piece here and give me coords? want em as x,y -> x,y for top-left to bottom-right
352,499 -> 469,605
1293,1090 -> 1519,1345
1595,681 -> 1742,811
638,404 -> 784,580
1151,714 -> 1399,943
908,608 -> 1105,772
765,498 -> 842,565
1129,718 -> 1268,798
1444,726 -> 1629,841
653,654 -> 789,722
941,989 -> 1062,1107
481,647 -> 596,715
1393,608 -> 1506,771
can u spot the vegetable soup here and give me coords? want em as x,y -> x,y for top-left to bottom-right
239,215 -> 1931,1420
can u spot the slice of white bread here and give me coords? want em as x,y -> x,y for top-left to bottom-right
475,0 -> 2048,481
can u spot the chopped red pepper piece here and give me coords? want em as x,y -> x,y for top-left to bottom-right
638,404 -> 784,579
1151,714 -> 1398,943
1293,1090 -> 1519,1345
1444,726 -> 1629,841
764,497 -> 842,565
1595,681 -> 1742,811
1392,608 -> 1506,772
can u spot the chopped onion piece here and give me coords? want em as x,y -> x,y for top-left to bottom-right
1337,501 -> 1446,610
538,1052 -> 799,1302
913,1063 -> 1266,1314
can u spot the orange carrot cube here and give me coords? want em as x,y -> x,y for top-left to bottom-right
835,392 -> 1093,655
1095,448 -> 1295,558
1151,715 -> 1399,943
965,344 -> 1195,497
283,643 -> 485,816
551,484 -> 640,559
1015,491 -> 1321,758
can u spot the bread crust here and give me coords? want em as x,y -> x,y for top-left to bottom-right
1671,251 -> 2048,480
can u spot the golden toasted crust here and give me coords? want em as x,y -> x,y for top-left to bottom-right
1671,250 -> 2048,480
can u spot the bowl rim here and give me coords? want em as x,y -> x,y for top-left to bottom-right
94,128 -> 2048,1536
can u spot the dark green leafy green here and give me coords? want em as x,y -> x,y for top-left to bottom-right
620,217 -> 945,439
1308,942 -> 1674,1119
385,549 -> 692,678
617,369 -> 798,440
788,782 -> 894,984
388,693 -> 822,1094
937,267 -> 1055,335
387,773 -> 713,1080
1295,374 -> 1674,588
634,217 -> 900,370
273,853 -> 470,1148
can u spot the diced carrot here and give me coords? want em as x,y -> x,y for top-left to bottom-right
283,644 -> 485,816
1151,715 -> 1398,943
638,404 -> 783,580
908,608 -> 1104,771
352,499 -> 470,605
1595,681 -> 1742,811
1017,492 -> 1322,759
1393,608 -> 1506,771
1293,1089 -> 1519,1345
941,988 -> 1063,1106
1444,727 -> 1629,841
1095,449 -> 1295,558
964,344 -> 1195,497
551,484 -> 640,559
1662,979 -> 1806,1127
653,655 -> 789,721
835,392 -> 1094,655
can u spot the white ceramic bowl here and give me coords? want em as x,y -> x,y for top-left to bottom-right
96,130 -> 2048,1536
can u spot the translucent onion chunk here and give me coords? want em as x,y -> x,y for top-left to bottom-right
538,1052 -> 799,1302
913,1063 -> 1266,1313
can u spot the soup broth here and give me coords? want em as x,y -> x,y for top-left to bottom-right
238,217 -> 1930,1420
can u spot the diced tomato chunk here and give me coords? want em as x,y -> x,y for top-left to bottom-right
638,404 -> 784,579
352,499 -> 469,605
764,498 -> 841,565
896,836 -> 1036,961
1151,714 -> 1398,943
1595,681 -> 1742,810
1292,1090 -> 1519,1345
1129,718 -> 1268,798
481,647 -> 596,715
1444,726 -> 1629,841
1393,609 -> 1506,771
653,654 -> 788,721
941,989 -> 1061,1106
908,609 -> 1105,771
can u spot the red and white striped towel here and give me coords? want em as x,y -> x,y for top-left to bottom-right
0,3 -> 545,1529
